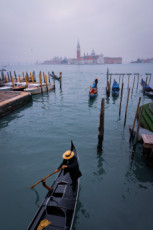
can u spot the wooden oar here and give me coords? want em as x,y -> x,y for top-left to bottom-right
30,167 -> 63,189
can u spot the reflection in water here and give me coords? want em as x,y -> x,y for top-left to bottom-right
88,96 -> 97,107
0,101 -> 33,129
73,187 -> 89,230
93,150 -> 106,181
112,94 -> 119,104
124,143 -> 153,200
32,188 -> 41,208
105,96 -> 110,105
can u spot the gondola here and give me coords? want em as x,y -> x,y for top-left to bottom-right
140,79 -> 153,92
112,80 -> 120,96
89,87 -> 98,98
27,140 -> 80,230
50,72 -> 60,80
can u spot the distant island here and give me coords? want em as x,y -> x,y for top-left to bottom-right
131,58 -> 153,63
42,41 -> 122,65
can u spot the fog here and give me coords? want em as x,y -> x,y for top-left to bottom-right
0,0 -> 153,64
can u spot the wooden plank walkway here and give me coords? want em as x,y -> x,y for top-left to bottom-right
141,134 -> 153,149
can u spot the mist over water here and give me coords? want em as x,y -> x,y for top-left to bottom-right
0,63 -> 153,230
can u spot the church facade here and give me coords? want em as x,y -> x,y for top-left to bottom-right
68,42 -> 122,64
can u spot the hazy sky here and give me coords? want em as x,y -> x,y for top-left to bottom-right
0,0 -> 153,64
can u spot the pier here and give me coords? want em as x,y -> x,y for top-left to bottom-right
0,91 -> 32,118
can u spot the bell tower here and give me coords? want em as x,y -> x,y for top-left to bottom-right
77,41 -> 81,59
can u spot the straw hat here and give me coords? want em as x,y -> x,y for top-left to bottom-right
63,150 -> 74,160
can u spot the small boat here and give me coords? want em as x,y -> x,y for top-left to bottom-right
89,87 -> 98,98
27,141 -> 80,230
0,86 -> 13,91
145,91 -> 153,97
50,72 -> 60,80
24,83 -> 55,95
112,80 -> 120,96
140,79 -> 153,92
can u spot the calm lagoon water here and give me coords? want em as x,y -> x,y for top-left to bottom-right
0,63 -> 153,230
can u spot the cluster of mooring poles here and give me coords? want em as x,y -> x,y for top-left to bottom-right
97,68 -> 152,153
0,70 -> 63,92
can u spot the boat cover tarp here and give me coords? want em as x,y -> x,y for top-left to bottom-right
112,81 -> 119,90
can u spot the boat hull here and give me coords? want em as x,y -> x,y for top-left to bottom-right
27,141 -> 79,230
24,84 -> 55,95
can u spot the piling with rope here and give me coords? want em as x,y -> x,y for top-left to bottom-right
97,98 -> 105,152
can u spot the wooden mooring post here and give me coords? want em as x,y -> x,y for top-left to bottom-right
137,74 -> 139,90
60,72 -> 62,90
131,106 -> 144,159
97,98 -> 105,152
148,74 -> 152,84
127,74 -> 130,89
131,75 -> 135,95
124,87 -> 130,126
106,80 -> 110,97
119,82 -> 124,117
129,97 -> 141,141
39,71 -> 43,93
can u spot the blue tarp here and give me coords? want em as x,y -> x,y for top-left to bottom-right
112,80 -> 119,90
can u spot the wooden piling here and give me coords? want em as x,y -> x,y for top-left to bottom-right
146,75 -> 148,85
30,72 -> 32,82
106,80 -> 110,96
97,98 -> 105,151
5,74 -> 7,83
32,73 -> 34,83
131,106 -> 144,159
110,75 -> 112,88
122,75 -> 124,83
22,72 -> 25,81
136,74 -> 139,90
131,75 -> 135,95
60,72 -> 62,90
127,75 -> 130,89
39,72 -> 43,93
129,97 -> 141,141
48,72 -> 50,83
119,82 -> 124,117
148,74 -> 151,84
25,75 -> 28,88
124,87 -> 130,126
11,76 -> 15,88
45,75 -> 48,92
119,75 -> 121,86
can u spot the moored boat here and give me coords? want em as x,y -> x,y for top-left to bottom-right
27,141 -> 80,230
89,87 -> 98,98
24,83 -> 55,95
140,79 -> 153,92
50,72 -> 60,80
112,80 -> 120,96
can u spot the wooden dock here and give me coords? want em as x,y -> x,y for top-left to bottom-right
0,91 -> 32,118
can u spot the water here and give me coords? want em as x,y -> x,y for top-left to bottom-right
0,63 -> 153,230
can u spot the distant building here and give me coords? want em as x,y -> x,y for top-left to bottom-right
43,57 -> 68,65
104,57 -> 122,64
68,41 -> 104,64
131,58 -> 153,63
68,41 -> 122,64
